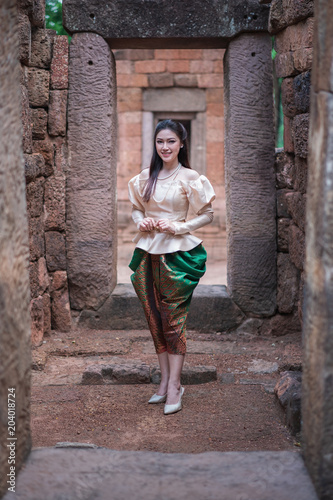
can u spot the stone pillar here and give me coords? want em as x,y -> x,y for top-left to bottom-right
224,33 -> 276,316
0,1 -> 31,495
67,33 -> 117,310
302,1 -> 333,498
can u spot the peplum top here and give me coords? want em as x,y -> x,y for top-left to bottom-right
128,168 -> 216,255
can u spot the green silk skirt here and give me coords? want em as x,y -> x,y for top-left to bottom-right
129,244 -> 207,355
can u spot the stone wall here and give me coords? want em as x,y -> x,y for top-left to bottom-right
18,0 -> 72,344
268,0 -> 314,333
0,1 -> 32,495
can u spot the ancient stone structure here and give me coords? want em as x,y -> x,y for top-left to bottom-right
0,1 -> 32,495
19,0 -> 71,342
301,0 -> 333,497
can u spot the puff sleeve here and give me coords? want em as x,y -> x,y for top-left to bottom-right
128,175 -> 145,228
172,175 -> 216,235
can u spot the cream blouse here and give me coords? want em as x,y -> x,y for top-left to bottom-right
128,168 -> 216,255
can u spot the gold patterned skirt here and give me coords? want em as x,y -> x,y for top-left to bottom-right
129,244 -> 207,355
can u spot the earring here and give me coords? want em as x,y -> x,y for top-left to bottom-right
181,146 -> 184,148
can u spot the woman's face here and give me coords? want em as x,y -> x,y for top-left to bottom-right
155,128 -> 182,167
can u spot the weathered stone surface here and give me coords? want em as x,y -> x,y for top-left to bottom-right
26,177 -> 44,217
143,88 -> 205,112
5,448 -> 319,500
276,189 -> 293,218
78,284 -> 245,333
24,153 -> 46,183
248,359 -> 278,374
275,370 -> 302,434
292,113 -> 309,158
294,156 -> 308,194
44,176 -> 66,231
224,34 -> 276,316
42,292 -> 51,335
28,215 -> 45,261
269,0 -> 314,34
21,84 -> 33,153
18,12 -> 31,65
32,137 -> 55,176
30,295 -> 44,346
277,253 -> 299,314
51,36 -> 69,89
288,224 -> 305,270
277,218 -> 291,252
293,71 -> 311,114
27,67 -> 50,107
235,317 -> 264,336
51,287 -> 72,332
30,28 -> 52,68
31,107 -> 47,139
259,311 -> 301,336
275,150 -> 294,188
0,6 -> 33,491
29,258 -> 49,298
275,49 -> 313,78
174,74 -> 198,87
67,33 -> 117,310
148,73 -> 173,87
275,17 -> 314,53
310,0 -> 333,93
48,90 -> 67,136
30,0 -> 45,28
63,0 -> 270,48
45,231 -> 67,271
151,364 -> 217,385
283,115 -> 294,152
82,361 -> 150,385
286,191 -> 306,232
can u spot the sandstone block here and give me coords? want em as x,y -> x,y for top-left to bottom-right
32,137 -> 55,177
117,88 -> 142,112
42,292 -> 51,335
173,73 -> 198,87
51,288 -> 72,332
275,17 -> 314,52
21,85 -> 32,153
286,191 -> 307,232
277,218 -> 291,252
148,73 -> 173,87
51,36 -> 69,89
190,60 -> 214,74
281,78 -> 297,117
293,71 -> 311,114
275,52 -> 297,78
259,310 -> 302,336
24,153 -> 46,183
31,108 -> 47,139
28,215 -> 45,261
26,177 -> 44,218
134,60 -> 165,74
294,155 -> 308,194
293,47 -> 313,73
166,60 -> 190,73
275,370 -> 302,434
48,90 -> 67,136
38,257 -> 49,294
269,0 -> 314,34
293,113 -> 309,158
277,189 -> 293,218
275,150 -> 295,188
20,63 -> 29,86
30,0 -> 45,28
44,176 -> 66,231
289,224 -> 305,270
30,296 -> 44,346
283,116 -> 294,153
50,271 -> 68,292
114,49 -> 154,60
198,74 -> 223,88
29,260 -> 39,299
45,231 -> 66,271
18,12 -> 31,65
277,253 -> 299,313
27,67 -> 50,107
117,74 -> 148,87
82,361 -> 150,385
30,28 -> 52,68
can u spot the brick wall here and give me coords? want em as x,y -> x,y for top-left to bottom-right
269,0 -> 314,331
115,48 -> 225,230
18,0 -> 71,344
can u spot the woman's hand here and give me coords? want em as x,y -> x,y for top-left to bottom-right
138,217 -> 156,232
156,219 -> 176,235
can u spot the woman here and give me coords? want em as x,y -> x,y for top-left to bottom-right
128,119 -> 215,415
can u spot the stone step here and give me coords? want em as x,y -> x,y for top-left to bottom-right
4,447 -> 318,500
78,283 -> 245,333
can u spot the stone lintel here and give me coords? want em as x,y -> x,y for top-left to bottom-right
62,0 -> 270,49
143,88 -> 206,113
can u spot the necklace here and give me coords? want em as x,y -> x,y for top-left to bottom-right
157,163 -> 181,180
153,163 -> 182,203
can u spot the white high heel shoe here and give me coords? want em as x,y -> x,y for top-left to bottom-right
164,386 -> 185,415
148,393 -> 167,404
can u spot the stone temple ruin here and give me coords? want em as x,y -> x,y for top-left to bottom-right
0,0 -> 332,498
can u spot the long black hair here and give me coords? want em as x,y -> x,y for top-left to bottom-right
143,119 -> 191,202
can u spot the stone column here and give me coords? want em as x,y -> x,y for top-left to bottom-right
224,33 -> 276,316
302,1 -> 333,498
0,1 -> 31,495
67,33 -> 117,310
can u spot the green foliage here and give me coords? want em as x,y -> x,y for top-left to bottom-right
45,0 -> 71,40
